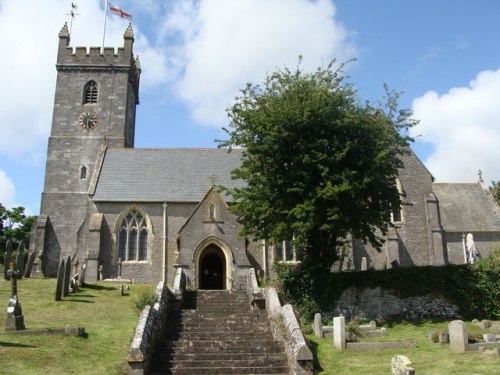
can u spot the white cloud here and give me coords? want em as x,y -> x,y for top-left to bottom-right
162,0 -> 356,126
411,69 -> 500,183
0,170 -> 15,208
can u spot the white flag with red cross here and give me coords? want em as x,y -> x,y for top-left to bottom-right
109,3 -> 133,20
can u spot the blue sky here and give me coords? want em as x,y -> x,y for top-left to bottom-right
1,0 -> 499,215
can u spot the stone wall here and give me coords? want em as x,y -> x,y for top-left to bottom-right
334,287 -> 460,321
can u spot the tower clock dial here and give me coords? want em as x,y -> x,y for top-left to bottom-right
78,111 -> 98,129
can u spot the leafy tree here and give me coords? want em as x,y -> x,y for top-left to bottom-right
219,60 -> 415,271
0,203 -> 37,262
490,181 -> 500,205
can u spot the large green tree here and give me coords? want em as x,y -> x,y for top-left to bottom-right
490,181 -> 500,205
219,61 -> 416,271
0,203 -> 37,262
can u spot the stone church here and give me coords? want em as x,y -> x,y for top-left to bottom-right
28,25 -> 500,288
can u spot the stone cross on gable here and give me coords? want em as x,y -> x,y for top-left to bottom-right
209,174 -> 216,187
478,169 -> 483,183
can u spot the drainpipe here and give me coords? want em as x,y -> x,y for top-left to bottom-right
162,202 -> 168,282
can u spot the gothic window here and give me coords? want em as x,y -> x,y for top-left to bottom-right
80,165 -> 87,180
83,80 -> 98,104
209,202 -> 216,220
391,178 -> 404,223
118,209 -> 149,261
275,240 -> 298,263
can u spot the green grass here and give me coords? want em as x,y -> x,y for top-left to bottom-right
1,278 -> 498,374
0,277 -> 154,375
307,320 -> 499,374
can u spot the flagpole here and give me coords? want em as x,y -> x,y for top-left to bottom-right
101,0 -> 109,53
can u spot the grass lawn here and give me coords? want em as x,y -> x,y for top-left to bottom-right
0,277 -> 153,375
307,320 -> 499,374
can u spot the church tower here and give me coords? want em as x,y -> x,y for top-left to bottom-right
32,24 -> 141,276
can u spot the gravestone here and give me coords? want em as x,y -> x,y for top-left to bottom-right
391,355 -> 415,375
333,316 -> 346,350
24,251 -> 36,278
483,334 -> 496,343
449,320 -> 468,352
5,261 -> 25,331
80,258 -> 88,286
98,264 -> 103,281
15,245 -> 25,279
314,313 -> 322,338
438,330 -> 449,344
361,257 -> 368,271
63,256 -> 71,296
4,240 -> 12,280
55,259 -> 65,301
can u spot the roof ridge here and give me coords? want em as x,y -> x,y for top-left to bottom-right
107,147 -> 245,151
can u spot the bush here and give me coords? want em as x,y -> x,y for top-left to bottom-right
133,287 -> 157,314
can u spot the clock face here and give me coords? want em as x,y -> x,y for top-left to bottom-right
79,111 -> 98,129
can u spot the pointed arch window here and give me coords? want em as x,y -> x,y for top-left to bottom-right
83,80 -> 98,104
118,209 -> 149,261
80,165 -> 87,180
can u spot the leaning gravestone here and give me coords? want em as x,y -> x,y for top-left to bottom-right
24,251 -> 36,278
15,245 -> 25,279
4,240 -> 12,280
63,255 -> 71,296
79,258 -> 88,286
449,320 -> 468,352
55,259 -> 65,301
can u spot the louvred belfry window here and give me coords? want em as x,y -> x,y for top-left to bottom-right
83,80 -> 98,104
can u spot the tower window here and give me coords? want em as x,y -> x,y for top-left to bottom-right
117,208 -> 150,261
80,165 -> 87,180
83,80 -> 98,104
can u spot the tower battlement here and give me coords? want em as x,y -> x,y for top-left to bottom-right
56,23 -> 140,73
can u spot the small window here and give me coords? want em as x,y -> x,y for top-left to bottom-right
80,165 -> 87,180
275,239 -> 298,263
209,203 -> 216,220
83,80 -> 98,104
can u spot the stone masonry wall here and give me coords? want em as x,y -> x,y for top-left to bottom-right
334,287 -> 460,322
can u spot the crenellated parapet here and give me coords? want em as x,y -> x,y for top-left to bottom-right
56,23 -> 140,76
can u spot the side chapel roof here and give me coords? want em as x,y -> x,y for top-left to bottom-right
92,148 -> 245,202
433,183 -> 500,232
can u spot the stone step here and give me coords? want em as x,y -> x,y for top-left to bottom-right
162,352 -> 288,361
156,343 -> 286,354
150,366 -> 290,375
165,331 -> 275,340
156,357 -> 288,368
160,339 -> 283,349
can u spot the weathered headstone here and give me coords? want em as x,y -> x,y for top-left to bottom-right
361,257 -> 368,271
79,257 -> 88,286
15,245 -> 25,279
480,319 -> 491,329
24,251 -> 36,278
314,313 -> 322,338
4,240 -> 12,280
98,264 -> 103,281
391,355 -> 415,375
483,333 -> 496,343
438,330 -> 449,344
333,316 -> 346,350
5,261 -> 26,331
63,256 -> 71,297
55,259 -> 65,301
449,320 -> 468,352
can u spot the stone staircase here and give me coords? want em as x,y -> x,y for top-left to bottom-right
149,290 -> 290,375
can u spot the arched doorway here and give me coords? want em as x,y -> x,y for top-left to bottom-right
199,245 -> 226,290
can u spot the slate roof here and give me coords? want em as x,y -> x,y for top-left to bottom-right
433,183 -> 500,232
92,148 -> 245,202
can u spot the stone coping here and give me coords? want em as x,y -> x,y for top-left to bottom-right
1,326 -> 85,336
102,278 -> 132,283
